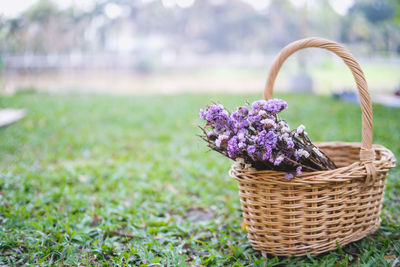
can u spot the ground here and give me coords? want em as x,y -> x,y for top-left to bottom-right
0,92 -> 399,266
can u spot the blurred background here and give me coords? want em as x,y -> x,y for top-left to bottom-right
0,0 -> 399,96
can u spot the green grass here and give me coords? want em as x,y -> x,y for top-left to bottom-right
0,92 -> 399,266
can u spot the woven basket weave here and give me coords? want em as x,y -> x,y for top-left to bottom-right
229,37 -> 396,256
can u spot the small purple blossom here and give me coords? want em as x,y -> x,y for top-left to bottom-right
247,145 -> 256,158
284,173 -> 294,180
248,114 -> 262,130
237,106 -> 248,116
231,106 -> 249,130
199,103 -> 233,135
274,155 -> 284,166
256,130 -> 277,148
215,134 -> 229,148
262,146 -> 272,161
199,109 -> 207,119
264,99 -> 288,113
286,137 -> 294,149
237,131 -> 246,142
252,100 -> 267,110
296,166 -> 302,175
227,136 -> 240,158
238,142 -> 246,149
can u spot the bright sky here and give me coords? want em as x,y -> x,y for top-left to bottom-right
0,0 -> 37,18
0,0 -> 354,18
0,0 -> 98,18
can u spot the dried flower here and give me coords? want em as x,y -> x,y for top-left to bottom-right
247,145 -> 256,158
285,173 -> 294,180
296,124 -> 305,135
199,99 -> 336,177
215,134 -> 229,148
261,118 -> 276,128
264,99 -> 288,113
274,155 -> 284,166
295,149 -> 310,159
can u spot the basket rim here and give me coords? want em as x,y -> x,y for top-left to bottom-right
230,141 -> 396,185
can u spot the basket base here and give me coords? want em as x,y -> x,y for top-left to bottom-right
254,221 -> 380,256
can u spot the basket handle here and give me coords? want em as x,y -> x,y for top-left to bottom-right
264,37 -> 376,184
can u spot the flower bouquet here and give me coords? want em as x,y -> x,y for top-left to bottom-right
199,99 -> 337,178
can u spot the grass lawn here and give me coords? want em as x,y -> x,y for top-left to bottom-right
0,92 -> 399,266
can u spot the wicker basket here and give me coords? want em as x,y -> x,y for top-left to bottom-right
229,37 -> 396,256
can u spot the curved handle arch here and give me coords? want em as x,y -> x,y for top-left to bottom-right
264,37 -> 373,153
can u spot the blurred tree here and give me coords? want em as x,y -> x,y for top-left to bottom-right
25,0 -> 58,23
352,0 -> 394,23
0,0 -> 399,59
24,0 -> 61,53
267,0 -> 298,48
308,0 -> 341,40
343,0 -> 400,54
389,0 -> 400,25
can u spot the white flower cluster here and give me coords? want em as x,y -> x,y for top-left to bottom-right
296,124 -> 305,134
216,134 -> 229,147
260,118 -> 276,128
295,124 -> 308,137
258,110 -> 267,116
278,121 -> 290,133
295,148 -> 310,159
279,132 -> 289,141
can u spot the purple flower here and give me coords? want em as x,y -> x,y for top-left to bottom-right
251,100 -> 267,110
284,173 -> 294,180
255,130 -> 277,148
248,114 -> 262,130
200,104 -> 235,135
230,106 -> 250,132
262,146 -> 272,161
254,130 -> 277,161
280,133 -> 294,149
286,137 -> 294,149
237,130 -> 247,142
274,155 -> 284,166
296,166 -> 302,175
264,99 -> 288,114
199,109 -> 207,119
202,104 -> 223,121
237,106 -> 248,116
227,136 -> 240,158
231,115 -> 249,130
247,145 -> 256,158
215,134 -> 229,148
